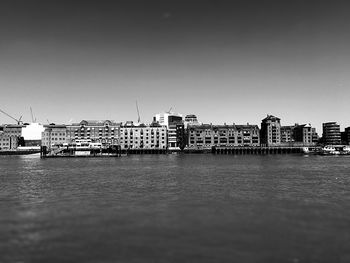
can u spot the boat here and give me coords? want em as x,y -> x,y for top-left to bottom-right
0,146 -> 41,155
340,145 -> 350,155
320,145 -> 350,155
321,145 -> 340,155
302,146 -> 322,155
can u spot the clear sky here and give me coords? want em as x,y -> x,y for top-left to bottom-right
1,0 -> 349,133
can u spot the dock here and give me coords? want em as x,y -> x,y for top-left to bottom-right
40,146 -> 122,158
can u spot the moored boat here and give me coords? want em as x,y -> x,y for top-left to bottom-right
320,145 -> 350,155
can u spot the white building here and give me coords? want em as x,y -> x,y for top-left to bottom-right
22,123 -> 45,141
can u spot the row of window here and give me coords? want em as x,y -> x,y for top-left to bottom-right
120,141 -> 166,144
45,132 -> 66,136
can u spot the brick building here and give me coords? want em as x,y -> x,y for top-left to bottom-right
66,120 -> 121,147
119,122 -> 167,150
187,124 -> 260,149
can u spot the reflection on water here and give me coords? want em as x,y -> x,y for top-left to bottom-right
1,154 -> 350,262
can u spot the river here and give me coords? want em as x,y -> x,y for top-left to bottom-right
1,154 -> 349,262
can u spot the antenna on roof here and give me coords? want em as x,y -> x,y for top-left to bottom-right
136,100 -> 141,123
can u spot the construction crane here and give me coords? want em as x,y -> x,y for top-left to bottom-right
166,107 -> 173,114
30,107 -> 37,123
0,108 -> 23,125
136,100 -> 141,123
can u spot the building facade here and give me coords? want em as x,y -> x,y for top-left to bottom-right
41,124 -> 68,149
184,114 -> 200,127
119,123 -> 167,149
0,124 -> 24,150
281,125 -> 295,144
260,115 -> 281,146
293,124 -> 318,146
187,124 -> 260,149
322,122 -> 341,145
341,127 -> 350,145
66,120 -> 121,147
154,112 -> 183,149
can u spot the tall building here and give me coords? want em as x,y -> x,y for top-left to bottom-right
119,123 -> 167,149
66,120 -> 121,147
187,124 -> 260,149
0,124 -> 24,150
322,122 -> 341,145
154,112 -> 183,149
176,123 -> 187,150
41,124 -> 68,149
260,115 -> 281,146
341,127 -> 350,145
154,112 -> 183,128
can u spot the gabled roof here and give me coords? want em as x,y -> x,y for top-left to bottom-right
72,120 -> 120,126
262,114 -> 280,121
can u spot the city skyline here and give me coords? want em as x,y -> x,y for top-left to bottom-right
1,0 -> 350,133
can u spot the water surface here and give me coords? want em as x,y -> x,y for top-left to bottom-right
1,154 -> 350,262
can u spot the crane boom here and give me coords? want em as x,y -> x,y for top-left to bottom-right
136,101 -> 141,123
30,107 -> 35,123
0,108 -> 20,124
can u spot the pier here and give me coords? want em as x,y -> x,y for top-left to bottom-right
212,146 -> 303,155
121,149 -> 168,155
40,145 -> 122,158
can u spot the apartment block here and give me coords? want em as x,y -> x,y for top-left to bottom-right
322,122 -> 341,145
41,124 -> 68,149
66,120 -> 121,147
119,123 -> 167,149
187,124 -> 260,149
0,124 -> 24,150
260,115 -> 281,146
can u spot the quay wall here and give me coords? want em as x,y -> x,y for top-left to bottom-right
211,146 -> 303,155
41,146 -> 304,158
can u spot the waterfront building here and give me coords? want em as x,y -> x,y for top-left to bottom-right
322,122 -> 341,145
281,125 -> 295,144
293,124 -> 318,146
119,123 -> 167,149
154,112 -> 183,128
187,124 -> 260,149
260,115 -> 281,146
341,127 -> 350,145
0,124 -> 24,150
184,114 -> 200,127
66,120 -> 121,147
41,124 -> 68,149
20,123 -> 44,146
176,123 -> 187,150
154,112 -> 183,150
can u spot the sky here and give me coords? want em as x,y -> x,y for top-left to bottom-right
0,0 -> 350,133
